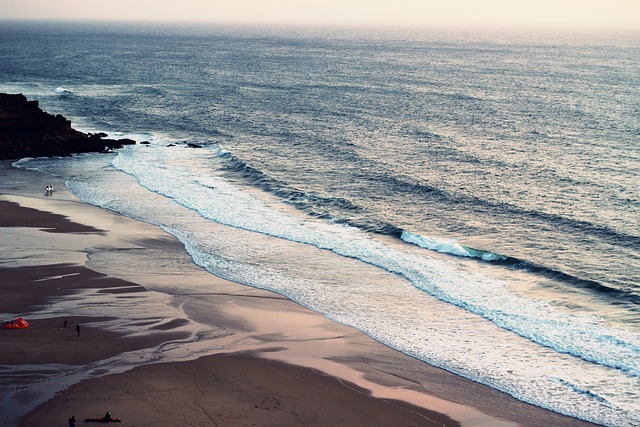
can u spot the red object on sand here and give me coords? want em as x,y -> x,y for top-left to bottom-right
2,317 -> 29,329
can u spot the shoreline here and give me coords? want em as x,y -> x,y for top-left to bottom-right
1,161 -> 599,426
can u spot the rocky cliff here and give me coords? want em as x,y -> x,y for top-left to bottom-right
0,93 -> 135,160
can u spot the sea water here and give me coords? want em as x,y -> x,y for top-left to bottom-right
1,21 -> 639,426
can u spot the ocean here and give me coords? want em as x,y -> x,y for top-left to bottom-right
1,21 -> 638,426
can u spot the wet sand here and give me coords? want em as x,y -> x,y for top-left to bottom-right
0,162 -> 599,427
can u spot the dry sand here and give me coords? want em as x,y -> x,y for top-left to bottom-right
0,163 -> 600,427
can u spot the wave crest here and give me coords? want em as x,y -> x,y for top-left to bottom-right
401,230 -> 507,261
54,86 -> 73,96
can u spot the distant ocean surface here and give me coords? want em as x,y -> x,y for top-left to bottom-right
1,21 -> 639,426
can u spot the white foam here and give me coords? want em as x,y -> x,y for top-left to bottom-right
109,146 -> 640,375
54,86 -> 73,96
14,149 -> 640,426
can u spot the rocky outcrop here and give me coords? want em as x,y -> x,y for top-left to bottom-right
0,93 -> 136,160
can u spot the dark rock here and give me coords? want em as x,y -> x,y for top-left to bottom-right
140,141 -> 150,145
0,93 -> 137,160
187,142 -> 202,148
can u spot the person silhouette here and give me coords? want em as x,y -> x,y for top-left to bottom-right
75,324 -> 80,336
68,415 -> 76,427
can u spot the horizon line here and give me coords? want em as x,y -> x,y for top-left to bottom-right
1,17 -> 639,35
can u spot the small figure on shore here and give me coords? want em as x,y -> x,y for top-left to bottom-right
45,185 -> 53,195
68,415 -> 76,427
64,319 -> 67,327
84,412 -> 121,423
75,324 -> 80,336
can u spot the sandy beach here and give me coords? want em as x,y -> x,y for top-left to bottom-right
0,161 -> 600,427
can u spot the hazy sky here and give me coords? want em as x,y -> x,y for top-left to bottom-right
1,0 -> 639,31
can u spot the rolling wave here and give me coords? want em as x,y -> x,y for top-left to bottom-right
401,230 -> 508,261
380,173 -> 640,248
214,148 -> 639,306
401,230 -> 640,306
219,150 -> 375,219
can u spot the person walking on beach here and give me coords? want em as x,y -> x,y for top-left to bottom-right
75,324 -> 80,336
68,415 -> 76,427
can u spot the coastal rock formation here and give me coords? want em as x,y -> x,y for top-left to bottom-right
0,93 -> 136,160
